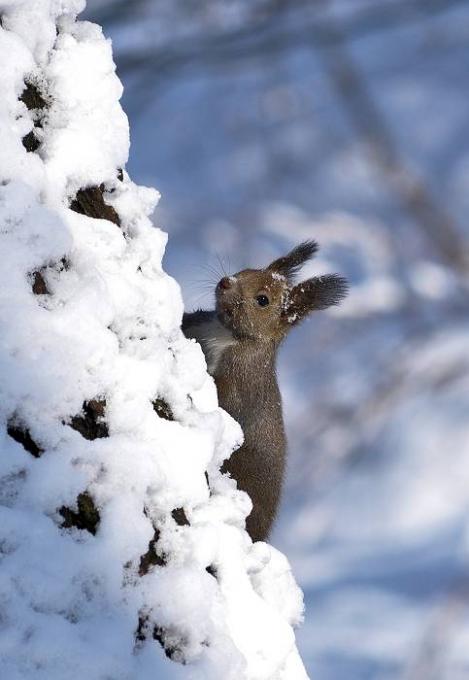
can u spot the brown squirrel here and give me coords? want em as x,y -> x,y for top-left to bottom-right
182,241 -> 348,541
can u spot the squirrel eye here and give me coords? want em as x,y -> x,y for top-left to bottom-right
256,294 -> 270,307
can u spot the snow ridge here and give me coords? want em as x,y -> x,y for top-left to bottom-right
0,1 -> 307,678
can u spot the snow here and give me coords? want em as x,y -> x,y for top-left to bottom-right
0,2 -> 307,678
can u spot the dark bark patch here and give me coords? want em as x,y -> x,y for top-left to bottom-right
136,616 -> 154,644
7,423 -> 43,458
135,615 -> 147,644
22,130 -> 41,153
31,258 -> 69,295
69,399 -> 108,440
152,398 -> 174,421
171,507 -> 189,526
20,82 -> 47,154
138,529 -> 166,576
206,564 -> 217,579
153,626 -> 186,663
135,616 -> 186,663
59,491 -> 100,535
31,270 -> 49,295
70,186 -> 121,226
19,82 -> 47,112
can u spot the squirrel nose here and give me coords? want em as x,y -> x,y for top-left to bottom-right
218,277 -> 232,290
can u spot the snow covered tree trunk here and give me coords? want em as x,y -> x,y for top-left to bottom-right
0,2 -> 308,678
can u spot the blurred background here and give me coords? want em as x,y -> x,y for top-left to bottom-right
85,1 -> 469,677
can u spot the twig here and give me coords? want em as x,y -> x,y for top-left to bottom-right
313,1 -> 469,274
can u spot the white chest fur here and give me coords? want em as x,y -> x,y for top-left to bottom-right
188,317 -> 237,375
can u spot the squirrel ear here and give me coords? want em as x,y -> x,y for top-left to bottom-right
283,274 -> 348,325
267,240 -> 319,281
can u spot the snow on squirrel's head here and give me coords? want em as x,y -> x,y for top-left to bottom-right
215,240 -> 348,343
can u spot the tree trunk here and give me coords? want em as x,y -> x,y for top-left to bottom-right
0,1 -> 307,678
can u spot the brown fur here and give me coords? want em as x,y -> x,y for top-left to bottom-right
182,240 -> 347,541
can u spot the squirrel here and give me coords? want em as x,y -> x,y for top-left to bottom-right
182,240 -> 348,542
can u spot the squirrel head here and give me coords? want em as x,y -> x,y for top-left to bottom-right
215,240 -> 348,343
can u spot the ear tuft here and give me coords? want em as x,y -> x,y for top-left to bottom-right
267,240 -> 318,281
310,274 -> 349,310
284,274 -> 348,325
